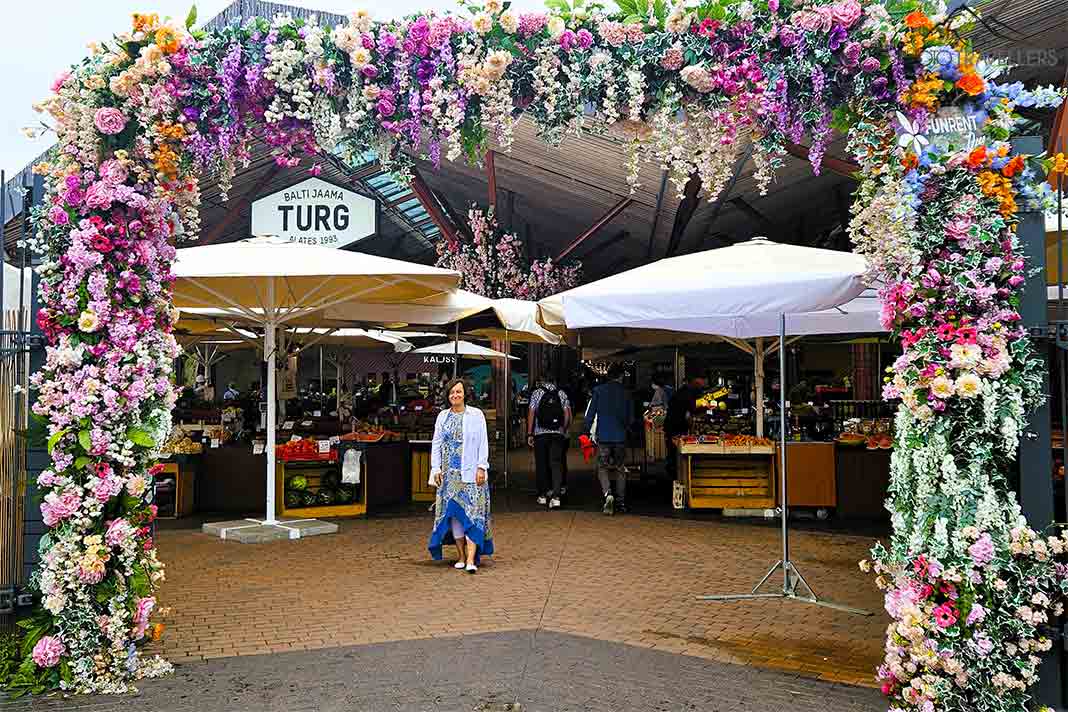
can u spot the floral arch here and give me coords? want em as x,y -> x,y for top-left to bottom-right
8,0 -> 1068,708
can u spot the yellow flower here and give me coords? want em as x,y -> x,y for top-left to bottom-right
472,12 -> 493,34
155,26 -> 180,54
132,12 -> 160,33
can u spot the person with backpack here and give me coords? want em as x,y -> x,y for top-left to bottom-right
584,364 -> 634,515
527,380 -> 571,510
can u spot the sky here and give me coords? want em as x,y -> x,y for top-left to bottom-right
0,0 -> 544,180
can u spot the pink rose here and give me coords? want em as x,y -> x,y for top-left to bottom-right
791,9 -> 824,32
93,107 -> 127,135
132,596 -> 156,639
50,71 -> 71,94
83,181 -> 114,210
105,518 -> 134,547
98,158 -> 128,185
32,636 -> 65,668
41,491 -> 81,527
831,0 -> 863,28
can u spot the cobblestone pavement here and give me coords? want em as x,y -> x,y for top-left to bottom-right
138,508 -> 886,687
4,631 -> 883,712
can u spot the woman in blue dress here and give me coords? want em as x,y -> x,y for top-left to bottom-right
428,378 -> 493,572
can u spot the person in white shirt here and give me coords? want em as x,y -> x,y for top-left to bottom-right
427,379 -> 494,573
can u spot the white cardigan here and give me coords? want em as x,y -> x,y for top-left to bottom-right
428,406 -> 490,484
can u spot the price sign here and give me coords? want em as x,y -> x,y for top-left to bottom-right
318,440 -> 331,454
329,436 -> 340,445
290,435 -> 301,442
313,410 -> 322,417
252,442 -> 265,455
282,421 -> 295,430
301,420 -> 313,428
210,438 -> 220,449
414,405 -> 423,412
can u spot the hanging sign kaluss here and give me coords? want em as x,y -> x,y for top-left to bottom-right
251,177 -> 378,248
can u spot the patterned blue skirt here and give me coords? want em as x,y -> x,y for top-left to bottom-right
428,467 -> 494,563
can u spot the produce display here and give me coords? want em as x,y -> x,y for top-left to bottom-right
286,474 -> 308,491
340,421 -> 394,442
680,433 -> 775,447
275,437 -> 334,461
159,429 -> 203,455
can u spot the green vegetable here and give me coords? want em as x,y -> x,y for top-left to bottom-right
285,490 -> 302,508
286,475 -> 308,491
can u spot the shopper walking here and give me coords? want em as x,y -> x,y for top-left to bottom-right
428,378 -> 493,573
527,379 -> 572,510
584,365 -> 634,515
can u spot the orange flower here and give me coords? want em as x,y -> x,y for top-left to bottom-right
1002,155 -> 1025,178
150,623 -> 166,642
155,27 -> 180,54
955,72 -> 985,96
132,13 -> 159,33
157,122 -> 186,140
902,153 -> 919,170
966,145 -> 988,169
904,11 -> 933,30
1051,153 -> 1067,176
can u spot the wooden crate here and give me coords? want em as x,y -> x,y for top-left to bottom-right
686,453 -> 776,510
410,443 -> 435,502
275,462 -> 366,518
644,424 -> 666,462
155,462 -> 195,518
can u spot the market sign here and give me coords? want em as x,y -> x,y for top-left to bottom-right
251,177 -> 377,248
896,106 -> 982,157
423,355 -> 457,365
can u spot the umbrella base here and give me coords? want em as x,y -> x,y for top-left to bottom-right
202,518 -> 339,543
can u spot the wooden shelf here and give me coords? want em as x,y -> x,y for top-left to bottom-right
275,462 -> 366,518
683,450 -> 776,509
678,443 -> 776,456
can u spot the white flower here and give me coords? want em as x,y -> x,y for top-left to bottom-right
914,404 -> 933,421
484,0 -> 503,14
78,309 -> 101,333
350,47 -> 371,68
350,9 -> 372,33
929,376 -> 955,399
547,16 -> 566,38
473,12 -> 493,34
499,10 -> 518,34
955,372 -> 982,398
737,1 -> 755,21
44,593 -> 66,614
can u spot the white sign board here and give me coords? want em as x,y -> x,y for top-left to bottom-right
252,177 -> 377,248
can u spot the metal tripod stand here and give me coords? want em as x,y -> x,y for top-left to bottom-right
697,313 -> 873,616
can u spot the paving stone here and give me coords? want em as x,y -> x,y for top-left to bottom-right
1,631 -> 882,712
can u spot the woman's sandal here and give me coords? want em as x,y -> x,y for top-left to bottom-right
454,561 -> 467,569
465,564 -> 477,574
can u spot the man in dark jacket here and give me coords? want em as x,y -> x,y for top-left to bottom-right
583,365 -> 634,514
664,375 -> 706,481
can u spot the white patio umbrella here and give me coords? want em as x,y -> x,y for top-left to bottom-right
547,237 -> 870,615
172,237 -> 459,525
411,340 -> 518,360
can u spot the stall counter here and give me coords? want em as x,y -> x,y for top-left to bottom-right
680,442 -> 777,510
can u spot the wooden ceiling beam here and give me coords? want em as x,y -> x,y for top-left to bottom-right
409,167 -> 459,246
556,197 -> 633,261
730,196 -> 777,237
486,150 -> 498,210
664,172 -> 702,258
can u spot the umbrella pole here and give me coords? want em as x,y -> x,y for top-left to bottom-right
696,313 -> 871,616
504,330 -> 510,491
264,318 -> 277,525
453,321 -> 459,379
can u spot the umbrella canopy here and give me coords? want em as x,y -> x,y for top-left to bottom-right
172,237 -> 459,322
286,328 -> 414,351
2,262 -> 32,314
325,289 -> 560,344
555,238 -> 868,338
412,340 -> 518,360
324,288 -> 492,325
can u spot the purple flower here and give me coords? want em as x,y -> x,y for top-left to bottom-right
416,60 -> 435,84
49,205 -> 69,225
779,26 -> 799,47
182,106 -> 201,122
362,33 -> 375,50
408,17 -> 430,43
861,56 -> 880,73
966,603 -> 987,625
969,533 -> 995,566
870,76 -> 889,98
842,41 -> 862,67
559,29 -> 577,50
377,98 -> 396,117
64,174 -> 81,191
576,29 -> 593,49
828,24 -> 847,51
378,32 -> 397,53
769,0 -> 779,11
362,65 -> 379,79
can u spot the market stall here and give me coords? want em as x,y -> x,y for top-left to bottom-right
172,238 -> 460,530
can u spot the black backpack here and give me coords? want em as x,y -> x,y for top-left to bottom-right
536,387 -> 565,430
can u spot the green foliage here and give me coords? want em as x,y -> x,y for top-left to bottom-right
126,427 -> 156,448
185,5 -> 197,30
